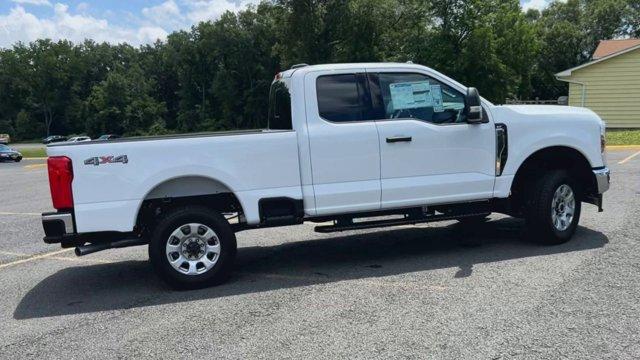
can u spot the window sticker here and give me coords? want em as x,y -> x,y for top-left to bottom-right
389,81 -> 434,110
430,85 -> 444,113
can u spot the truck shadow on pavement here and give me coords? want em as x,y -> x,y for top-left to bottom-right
14,218 -> 608,319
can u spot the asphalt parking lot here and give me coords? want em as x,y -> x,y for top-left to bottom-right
1,150 -> 639,359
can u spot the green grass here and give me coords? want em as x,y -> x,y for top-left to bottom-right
606,130 -> 640,146
19,147 -> 47,158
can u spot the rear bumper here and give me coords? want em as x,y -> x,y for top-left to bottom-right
42,211 -> 142,250
42,211 -> 76,245
593,167 -> 610,194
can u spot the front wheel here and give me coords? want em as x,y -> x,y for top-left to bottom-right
149,206 -> 237,289
525,170 -> 581,245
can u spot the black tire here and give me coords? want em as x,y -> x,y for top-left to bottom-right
525,170 -> 581,245
149,206 -> 237,290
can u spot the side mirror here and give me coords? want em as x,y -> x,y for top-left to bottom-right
465,87 -> 486,124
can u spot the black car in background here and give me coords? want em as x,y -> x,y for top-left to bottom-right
97,134 -> 122,140
43,135 -> 67,144
0,144 -> 22,162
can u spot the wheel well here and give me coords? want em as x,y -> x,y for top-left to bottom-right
510,146 -> 596,214
135,176 -> 244,236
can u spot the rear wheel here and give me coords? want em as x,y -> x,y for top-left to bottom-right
525,170 -> 581,245
149,206 -> 237,289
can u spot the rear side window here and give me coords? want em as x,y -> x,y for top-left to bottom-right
268,80 -> 292,130
317,74 -> 366,122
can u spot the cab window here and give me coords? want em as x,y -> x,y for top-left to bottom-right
369,73 -> 467,124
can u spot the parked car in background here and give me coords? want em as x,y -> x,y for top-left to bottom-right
0,144 -> 22,162
67,136 -> 91,143
0,134 -> 10,144
97,134 -> 122,141
43,135 -> 67,144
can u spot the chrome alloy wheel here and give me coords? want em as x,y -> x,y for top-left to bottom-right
165,223 -> 221,275
551,184 -> 575,232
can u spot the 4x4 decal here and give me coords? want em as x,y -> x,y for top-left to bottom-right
84,155 -> 128,166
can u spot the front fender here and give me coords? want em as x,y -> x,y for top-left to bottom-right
504,134 -> 598,177
494,105 -> 604,177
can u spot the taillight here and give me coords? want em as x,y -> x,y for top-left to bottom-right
47,156 -> 74,210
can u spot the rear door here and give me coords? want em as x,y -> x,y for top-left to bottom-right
368,70 -> 496,209
304,68 -> 381,215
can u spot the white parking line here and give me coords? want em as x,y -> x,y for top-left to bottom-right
618,150 -> 640,164
0,248 -> 73,270
0,212 -> 40,216
0,249 -> 114,268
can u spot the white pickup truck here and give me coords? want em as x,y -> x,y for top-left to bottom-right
42,62 -> 610,289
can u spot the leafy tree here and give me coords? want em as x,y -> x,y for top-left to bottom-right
85,66 -> 166,137
622,0 -> 640,37
15,110 -> 43,140
25,40 -> 76,136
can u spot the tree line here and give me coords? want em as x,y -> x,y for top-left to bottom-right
0,0 -> 637,141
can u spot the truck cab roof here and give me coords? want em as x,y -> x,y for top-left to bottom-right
279,62 -> 430,78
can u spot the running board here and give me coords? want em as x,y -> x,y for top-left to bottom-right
314,211 -> 491,233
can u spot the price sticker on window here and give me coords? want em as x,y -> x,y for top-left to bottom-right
389,81 -> 434,110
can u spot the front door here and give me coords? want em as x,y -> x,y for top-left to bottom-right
368,70 -> 496,209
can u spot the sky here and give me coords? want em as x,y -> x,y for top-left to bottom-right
0,0 -> 557,48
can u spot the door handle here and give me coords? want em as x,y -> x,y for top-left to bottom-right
386,136 -> 412,143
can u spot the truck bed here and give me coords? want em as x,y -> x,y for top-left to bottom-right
46,129 -> 303,232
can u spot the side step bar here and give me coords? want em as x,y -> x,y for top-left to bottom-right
314,211 -> 491,233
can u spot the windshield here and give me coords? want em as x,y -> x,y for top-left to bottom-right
0,144 -> 10,151
268,80 -> 292,130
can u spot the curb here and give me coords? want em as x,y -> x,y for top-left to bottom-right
607,145 -> 640,151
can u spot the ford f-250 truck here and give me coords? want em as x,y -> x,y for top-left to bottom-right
42,63 -> 610,289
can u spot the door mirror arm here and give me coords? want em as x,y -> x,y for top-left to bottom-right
465,87 -> 488,124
